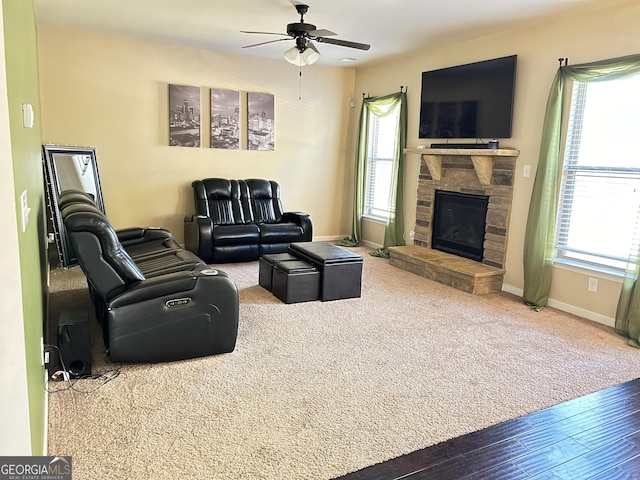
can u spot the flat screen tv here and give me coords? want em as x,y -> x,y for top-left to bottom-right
418,55 -> 517,140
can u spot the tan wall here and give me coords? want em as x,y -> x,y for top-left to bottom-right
351,0 -> 640,324
37,27 -> 357,243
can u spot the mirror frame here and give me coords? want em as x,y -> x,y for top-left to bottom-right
43,145 -> 105,267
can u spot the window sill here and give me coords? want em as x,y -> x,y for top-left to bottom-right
553,258 -> 624,283
362,214 -> 388,225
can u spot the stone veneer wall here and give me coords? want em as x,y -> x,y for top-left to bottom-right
414,156 -> 516,269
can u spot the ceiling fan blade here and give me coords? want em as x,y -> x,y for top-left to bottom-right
240,30 -> 289,36
307,41 -> 320,54
316,37 -> 370,51
242,38 -> 292,49
309,29 -> 336,37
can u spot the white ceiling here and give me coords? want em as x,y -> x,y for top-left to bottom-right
33,0 -> 593,67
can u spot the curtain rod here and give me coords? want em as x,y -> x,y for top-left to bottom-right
558,57 -> 569,67
361,86 -> 407,99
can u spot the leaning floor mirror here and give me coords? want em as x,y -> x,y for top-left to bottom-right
43,145 -> 105,268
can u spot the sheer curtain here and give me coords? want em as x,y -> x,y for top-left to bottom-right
522,54 -> 640,312
338,91 -> 407,256
616,203 -> 640,347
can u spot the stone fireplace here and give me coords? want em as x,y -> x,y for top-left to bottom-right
389,147 -> 520,294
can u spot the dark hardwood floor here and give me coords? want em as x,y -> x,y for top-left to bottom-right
334,377 -> 640,480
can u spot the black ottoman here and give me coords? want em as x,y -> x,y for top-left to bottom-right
259,252 -> 299,291
288,242 -> 363,301
272,260 -> 320,304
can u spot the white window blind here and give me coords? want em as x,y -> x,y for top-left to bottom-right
364,107 -> 400,219
555,75 -> 640,273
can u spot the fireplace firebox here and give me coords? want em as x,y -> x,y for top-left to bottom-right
432,190 -> 489,262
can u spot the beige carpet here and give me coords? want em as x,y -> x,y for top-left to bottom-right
47,247 -> 640,480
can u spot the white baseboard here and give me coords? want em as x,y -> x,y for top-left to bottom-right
501,283 -> 524,297
502,283 -> 615,328
43,369 -> 49,455
362,240 -> 382,249
312,235 -> 345,242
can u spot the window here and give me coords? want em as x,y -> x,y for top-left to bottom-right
554,74 -> 640,273
364,106 -> 400,220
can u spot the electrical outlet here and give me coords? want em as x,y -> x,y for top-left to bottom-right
523,165 -> 531,178
409,231 -> 415,240
43,344 -> 56,366
588,277 -> 598,292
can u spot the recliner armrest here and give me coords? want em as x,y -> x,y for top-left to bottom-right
106,271 -> 195,307
281,211 -> 313,241
116,227 -> 182,260
117,227 -> 174,244
184,214 -> 214,262
107,267 -> 233,308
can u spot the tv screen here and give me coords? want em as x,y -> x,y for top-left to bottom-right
418,55 -> 517,140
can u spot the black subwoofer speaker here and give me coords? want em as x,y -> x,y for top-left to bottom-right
57,307 -> 92,378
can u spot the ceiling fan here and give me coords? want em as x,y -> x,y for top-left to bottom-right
241,3 -> 370,66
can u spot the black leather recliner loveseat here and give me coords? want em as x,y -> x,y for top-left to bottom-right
184,178 -> 312,263
58,189 -> 239,364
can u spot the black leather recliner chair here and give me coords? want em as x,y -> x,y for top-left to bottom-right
58,189 -> 183,262
59,190 -> 239,363
184,178 -> 312,263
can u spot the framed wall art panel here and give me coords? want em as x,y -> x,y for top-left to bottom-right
247,92 -> 274,151
169,84 -> 201,147
210,89 -> 240,150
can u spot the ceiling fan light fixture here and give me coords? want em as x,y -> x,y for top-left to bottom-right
284,43 -> 320,66
243,4 -> 370,66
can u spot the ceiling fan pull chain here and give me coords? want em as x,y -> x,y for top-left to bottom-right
299,66 -> 303,101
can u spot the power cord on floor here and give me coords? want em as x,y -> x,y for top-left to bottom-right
47,368 -> 125,394
44,344 -> 125,394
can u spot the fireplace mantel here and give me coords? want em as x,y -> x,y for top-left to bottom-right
404,148 -> 520,186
